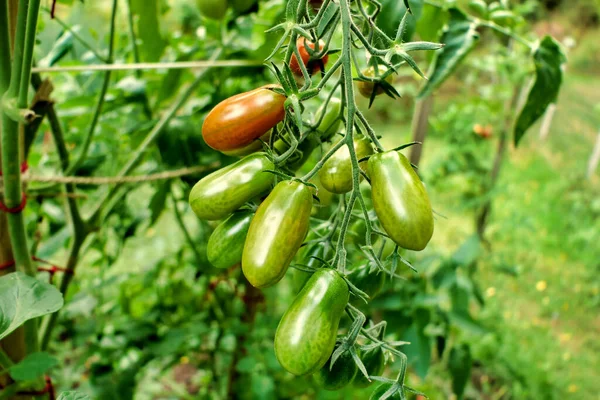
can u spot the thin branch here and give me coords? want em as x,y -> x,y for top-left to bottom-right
3,164 -> 221,186
31,60 -> 264,73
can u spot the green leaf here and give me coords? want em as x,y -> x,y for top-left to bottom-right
513,36 -> 566,146
130,0 -> 166,62
377,0 -> 423,42
0,272 -> 63,340
451,234 -> 481,266
9,352 -> 59,382
403,310 -> 431,379
149,181 -> 170,226
418,8 -> 480,99
448,344 -> 472,400
416,3 -> 448,43
39,29 -> 75,67
57,392 -> 92,400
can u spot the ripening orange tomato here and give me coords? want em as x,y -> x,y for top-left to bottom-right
202,85 -> 286,152
290,38 -> 329,76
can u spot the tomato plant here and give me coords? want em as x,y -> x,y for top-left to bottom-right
0,0 -> 568,398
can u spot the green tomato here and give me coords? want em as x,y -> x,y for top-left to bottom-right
242,181 -> 313,288
348,264 -> 386,299
314,97 -> 342,140
357,66 -> 394,99
230,0 -> 256,13
197,0 -> 229,20
319,136 -> 374,194
467,0 -> 488,18
490,10 -> 516,27
370,383 -> 402,399
368,151 -> 434,251
314,350 -> 358,390
354,346 -> 385,388
274,269 -> 349,376
207,211 -> 253,269
291,238 -> 332,292
189,153 -> 274,220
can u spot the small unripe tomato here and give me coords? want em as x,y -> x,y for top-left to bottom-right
197,0 -> 229,20
290,38 -> 329,76
357,66 -> 394,98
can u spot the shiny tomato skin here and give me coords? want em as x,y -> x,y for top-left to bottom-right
357,66 -> 394,98
207,211 -> 254,269
354,346 -> 385,388
368,151 -> 434,251
202,85 -> 286,152
314,350 -> 358,390
290,38 -> 329,76
319,136 -> 373,194
221,130 -> 271,157
197,0 -> 229,20
189,153 -> 274,220
274,269 -> 349,376
242,181 -> 313,288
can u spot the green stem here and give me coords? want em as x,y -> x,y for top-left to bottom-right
39,234 -> 86,350
87,49 -> 223,226
1,0 -> 42,365
0,1 -> 11,93
0,348 -> 13,369
171,191 -> 203,267
65,0 -> 118,175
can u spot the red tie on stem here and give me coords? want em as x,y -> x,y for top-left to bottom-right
0,162 -> 29,214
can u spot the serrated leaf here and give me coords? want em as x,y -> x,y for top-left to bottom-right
0,272 -> 63,340
513,36 -> 566,146
9,352 -> 59,382
57,392 -> 92,400
418,8 -> 480,99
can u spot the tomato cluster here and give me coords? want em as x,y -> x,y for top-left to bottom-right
189,78 -> 434,390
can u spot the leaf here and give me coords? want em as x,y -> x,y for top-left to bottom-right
416,3 -> 448,43
130,0 -> 166,62
451,235 -> 481,266
149,181 -> 170,227
418,8 -> 480,99
513,36 -> 566,146
0,272 -> 64,340
377,0 -> 423,42
39,29 -> 75,67
9,352 -> 59,382
57,392 -> 92,400
403,310 -> 431,379
448,344 -> 472,400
